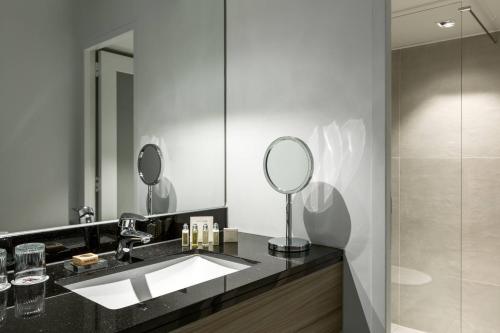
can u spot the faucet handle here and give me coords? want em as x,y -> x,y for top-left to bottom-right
118,213 -> 148,230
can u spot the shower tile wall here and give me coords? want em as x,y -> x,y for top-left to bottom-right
391,48 -> 401,325
461,31 -> 500,333
392,32 -> 500,333
394,38 -> 462,333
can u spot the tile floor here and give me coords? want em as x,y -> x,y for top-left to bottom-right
391,323 -> 427,333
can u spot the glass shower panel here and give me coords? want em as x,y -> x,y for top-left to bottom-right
391,3 -> 463,332
460,24 -> 500,333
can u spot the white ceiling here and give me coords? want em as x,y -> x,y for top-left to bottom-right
392,0 -> 500,49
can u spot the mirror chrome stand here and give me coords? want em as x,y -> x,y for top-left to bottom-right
268,194 -> 311,253
138,144 -> 163,216
146,185 -> 153,215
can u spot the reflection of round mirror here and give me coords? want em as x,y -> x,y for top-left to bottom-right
263,137 -> 314,194
138,144 -> 163,186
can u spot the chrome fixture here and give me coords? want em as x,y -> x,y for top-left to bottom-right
73,206 -> 99,251
459,6 -> 497,44
263,136 -> 314,253
138,144 -> 164,215
116,213 -> 152,262
73,206 -> 95,224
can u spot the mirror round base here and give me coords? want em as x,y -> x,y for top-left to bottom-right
268,237 -> 311,253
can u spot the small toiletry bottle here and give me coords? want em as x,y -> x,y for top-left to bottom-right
213,223 -> 219,246
202,224 -> 209,247
182,223 -> 189,247
192,224 -> 198,248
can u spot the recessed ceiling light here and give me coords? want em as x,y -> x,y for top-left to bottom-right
437,20 -> 456,28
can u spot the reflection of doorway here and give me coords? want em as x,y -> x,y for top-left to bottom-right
97,50 -> 134,220
83,31 -> 134,221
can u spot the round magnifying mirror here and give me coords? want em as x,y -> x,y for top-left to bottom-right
263,136 -> 314,253
138,144 -> 163,215
138,144 -> 163,186
264,137 -> 313,194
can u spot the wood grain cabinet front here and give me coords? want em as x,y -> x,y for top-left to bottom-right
172,262 -> 343,333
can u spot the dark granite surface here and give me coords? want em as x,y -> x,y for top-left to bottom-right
0,232 -> 342,332
0,208 -> 228,267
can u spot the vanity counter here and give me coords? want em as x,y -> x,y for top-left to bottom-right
1,233 -> 342,332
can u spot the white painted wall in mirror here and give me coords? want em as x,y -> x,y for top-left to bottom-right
78,0 -> 225,216
0,0 -> 82,232
0,0 -> 226,233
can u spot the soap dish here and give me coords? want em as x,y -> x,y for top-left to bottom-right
64,259 -> 108,273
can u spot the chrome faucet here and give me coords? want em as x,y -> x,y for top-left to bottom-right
74,206 -> 95,224
116,213 -> 153,263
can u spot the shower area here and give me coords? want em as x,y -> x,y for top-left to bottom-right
391,1 -> 500,332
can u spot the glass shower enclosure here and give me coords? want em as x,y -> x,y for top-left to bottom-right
391,1 -> 500,332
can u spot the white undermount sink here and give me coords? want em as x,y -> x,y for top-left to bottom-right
60,254 -> 251,310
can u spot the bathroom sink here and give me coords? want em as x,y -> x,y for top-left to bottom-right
59,254 -> 251,310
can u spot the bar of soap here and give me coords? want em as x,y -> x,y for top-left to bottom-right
72,253 -> 99,266
223,228 -> 238,243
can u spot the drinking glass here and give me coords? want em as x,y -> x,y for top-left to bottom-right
14,281 -> 46,319
0,288 -> 7,326
12,243 -> 48,285
0,249 -> 10,291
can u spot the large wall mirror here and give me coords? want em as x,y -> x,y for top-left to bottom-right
0,0 -> 225,234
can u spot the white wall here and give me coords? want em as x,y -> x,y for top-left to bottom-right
133,0 -> 225,215
0,0 -> 225,231
1,2 -> 389,330
0,0 -> 82,232
78,0 -> 225,215
226,0 -> 388,331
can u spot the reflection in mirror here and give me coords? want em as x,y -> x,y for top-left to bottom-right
97,47 -> 134,221
138,144 -> 163,186
138,144 -> 163,215
264,137 -> 314,253
265,139 -> 313,194
0,288 -> 6,326
0,0 -> 225,234
14,281 -> 46,319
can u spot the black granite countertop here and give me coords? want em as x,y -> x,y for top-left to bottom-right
0,233 -> 342,332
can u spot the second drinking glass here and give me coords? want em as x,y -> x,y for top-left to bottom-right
0,249 -> 10,291
12,243 -> 48,285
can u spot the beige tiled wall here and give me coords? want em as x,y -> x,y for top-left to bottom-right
392,32 -> 500,332
461,32 -> 500,333
394,39 -> 462,333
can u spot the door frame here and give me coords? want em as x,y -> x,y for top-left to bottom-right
97,50 -> 134,220
83,31 -> 134,219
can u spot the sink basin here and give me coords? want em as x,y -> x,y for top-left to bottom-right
59,254 -> 251,310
